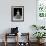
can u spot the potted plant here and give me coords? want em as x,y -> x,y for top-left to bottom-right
40,26 -> 45,29
32,24 -> 45,30
33,32 -> 46,43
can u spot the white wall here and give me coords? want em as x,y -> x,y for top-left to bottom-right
0,0 -> 37,42
0,0 -> 36,33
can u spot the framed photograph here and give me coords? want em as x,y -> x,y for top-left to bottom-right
11,6 -> 24,22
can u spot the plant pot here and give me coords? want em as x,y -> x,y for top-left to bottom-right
40,38 -> 45,43
37,39 -> 45,44
37,39 -> 40,43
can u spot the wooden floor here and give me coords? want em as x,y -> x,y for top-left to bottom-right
0,42 -> 46,46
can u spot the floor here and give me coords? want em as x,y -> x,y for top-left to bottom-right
0,42 -> 46,46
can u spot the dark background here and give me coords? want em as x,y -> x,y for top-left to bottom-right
14,8 -> 22,16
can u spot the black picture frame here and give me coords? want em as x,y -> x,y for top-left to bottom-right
11,6 -> 24,22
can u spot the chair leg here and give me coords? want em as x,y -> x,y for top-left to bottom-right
16,34 -> 18,46
4,41 -> 7,46
4,33 -> 7,46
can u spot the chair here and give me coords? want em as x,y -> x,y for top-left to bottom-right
18,33 -> 30,46
4,27 -> 19,46
4,33 -> 18,46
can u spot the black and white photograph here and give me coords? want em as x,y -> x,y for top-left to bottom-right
11,6 -> 24,22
